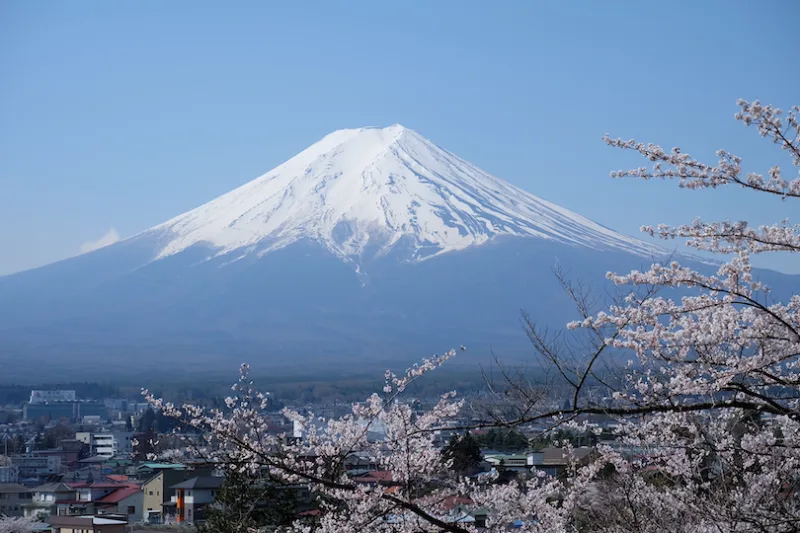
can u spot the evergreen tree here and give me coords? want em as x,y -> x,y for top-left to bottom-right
137,407 -> 156,432
198,469 -> 298,533
441,432 -> 482,475
132,427 -> 158,461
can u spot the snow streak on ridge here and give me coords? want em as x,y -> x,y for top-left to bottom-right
145,125 -> 660,264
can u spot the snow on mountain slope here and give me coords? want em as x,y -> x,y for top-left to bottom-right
147,124 -> 660,264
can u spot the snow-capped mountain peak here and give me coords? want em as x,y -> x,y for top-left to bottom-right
147,125 -> 657,263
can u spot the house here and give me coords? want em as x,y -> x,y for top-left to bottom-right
482,453 -> 531,472
23,482 -> 78,518
344,451 -> 379,472
69,481 -> 127,508
534,447 -> 595,477
46,515 -> 126,533
95,485 -> 143,523
141,466 -> 212,524
351,470 -> 394,486
134,462 -> 185,480
163,476 -> 224,524
33,439 -> 86,470
0,483 -> 33,517
480,447 -> 596,477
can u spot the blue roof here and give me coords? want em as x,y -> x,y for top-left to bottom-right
139,462 -> 185,469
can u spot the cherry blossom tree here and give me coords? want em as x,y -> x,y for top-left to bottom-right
146,99 -> 799,532
0,516 -> 38,533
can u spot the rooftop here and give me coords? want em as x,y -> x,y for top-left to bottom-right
170,476 -> 224,490
68,481 -> 127,489
32,481 -> 73,493
96,485 -> 142,504
138,462 -> 186,470
0,483 -> 32,493
48,515 -> 127,526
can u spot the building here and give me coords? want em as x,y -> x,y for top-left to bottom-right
134,462 -> 185,480
32,448 -> 82,472
534,447 -> 595,477
344,451 -> 380,472
46,515 -> 127,533
29,391 -> 77,404
0,483 -> 33,517
482,453 -> 532,472
164,476 -> 224,524
140,466 -> 212,524
95,485 -> 144,523
23,482 -> 77,519
75,432 -> 132,459
71,482 -> 127,506
23,403 -> 76,423
0,463 -> 19,483
92,435 -> 117,458
11,455 -> 61,478
103,399 -> 130,411
23,402 -> 109,423
113,432 -> 133,455
44,438 -> 89,469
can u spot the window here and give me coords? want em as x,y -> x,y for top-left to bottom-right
127,505 -> 136,514
186,490 -> 191,496
149,491 -> 153,496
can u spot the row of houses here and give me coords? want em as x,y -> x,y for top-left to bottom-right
0,462 -> 225,525
1,446 -> 599,529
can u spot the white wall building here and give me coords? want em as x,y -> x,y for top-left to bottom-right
11,455 -> 61,478
75,432 -> 134,459
92,434 -> 117,458
29,390 -> 76,404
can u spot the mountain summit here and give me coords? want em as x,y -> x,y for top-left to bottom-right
146,125 -> 655,265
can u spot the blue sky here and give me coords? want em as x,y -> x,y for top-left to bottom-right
1,0 -> 798,275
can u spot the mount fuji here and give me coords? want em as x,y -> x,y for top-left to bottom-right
147,124 -> 657,265
1,126 -> 794,381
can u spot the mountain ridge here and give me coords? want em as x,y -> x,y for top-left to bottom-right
129,124 -> 660,269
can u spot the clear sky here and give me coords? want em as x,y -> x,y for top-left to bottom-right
1,1 -> 798,275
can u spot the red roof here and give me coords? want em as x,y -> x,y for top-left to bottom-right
68,482 -> 126,489
439,495 -> 474,511
353,470 -> 393,483
107,475 -> 129,482
97,485 -> 142,504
